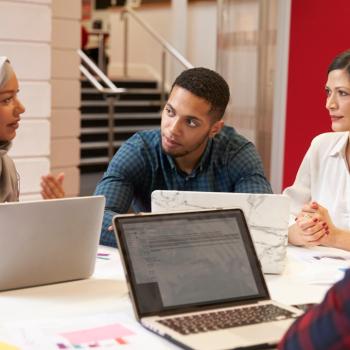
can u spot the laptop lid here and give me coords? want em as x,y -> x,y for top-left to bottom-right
0,195 -> 105,291
151,191 -> 290,274
113,208 -> 270,320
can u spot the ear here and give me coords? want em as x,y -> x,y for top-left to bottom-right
209,120 -> 224,138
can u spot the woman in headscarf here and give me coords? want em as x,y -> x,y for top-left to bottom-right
0,56 -> 64,201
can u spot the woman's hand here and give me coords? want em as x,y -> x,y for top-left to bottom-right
40,172 -> 65,199
289,201 -> 329,247
302,201 -> 345,248
289,201 -> 348,248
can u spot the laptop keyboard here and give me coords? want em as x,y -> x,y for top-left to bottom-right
158,304 -> 295,335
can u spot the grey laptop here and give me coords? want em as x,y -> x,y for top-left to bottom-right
0,196 -> 105,291
113,208 -> 301,350
152,191 -> 290,274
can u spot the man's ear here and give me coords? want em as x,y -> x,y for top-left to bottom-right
209,120 -> 224,138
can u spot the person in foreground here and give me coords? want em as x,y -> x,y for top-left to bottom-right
278,269 -> 350,350
0,56 -> 64,201
284,50 -> 350,250
95,67 -> 272,247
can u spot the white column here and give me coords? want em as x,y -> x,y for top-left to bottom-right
270,0 -> 292,193
0,0 -> 52,201
51,0 -> 81,197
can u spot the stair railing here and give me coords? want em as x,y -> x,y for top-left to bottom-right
121,7 -> 194,107
78,49 -> 126,161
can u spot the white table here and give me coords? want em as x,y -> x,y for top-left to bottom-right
0,245 -> 341,349
0,246 -> 129,322
266,248 -> 333,306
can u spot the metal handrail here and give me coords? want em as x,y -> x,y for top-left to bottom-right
78,49 -> 125,94
122,7 -> 194,69
121,7 -> 194,106
87,30 -> 109,73
78,49 -> 126,160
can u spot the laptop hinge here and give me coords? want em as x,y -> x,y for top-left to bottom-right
149,297 -> 270,318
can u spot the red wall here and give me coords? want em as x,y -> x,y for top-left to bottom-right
283,0 -> 350,188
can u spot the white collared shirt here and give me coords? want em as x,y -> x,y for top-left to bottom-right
283,132 -> 350,229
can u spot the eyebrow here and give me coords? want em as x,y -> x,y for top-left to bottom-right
325,85 -> 350,90
0,89 -> 19,95
166,102 -> 202,121
166,103 -> 176,113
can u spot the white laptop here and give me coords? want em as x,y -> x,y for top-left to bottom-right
152,190 -> 290,274
113,208 -> 301,350
0,196 -> 105,291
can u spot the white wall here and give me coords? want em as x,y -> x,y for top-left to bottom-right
187,2 -> 217,70
107,2 -> 217,84
0,0 -> 52,201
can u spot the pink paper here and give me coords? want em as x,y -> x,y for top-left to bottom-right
60,323 -> 134,344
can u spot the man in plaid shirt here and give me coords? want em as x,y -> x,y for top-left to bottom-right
95,67 -> 272,247
279,269 -> 350,350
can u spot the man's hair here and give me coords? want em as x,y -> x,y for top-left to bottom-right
328,49 -> 350,77
171,67 -> 230,120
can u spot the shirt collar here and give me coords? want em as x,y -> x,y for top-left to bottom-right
197,137 -> 213,171
329,132 -> 350,157
166,153 -> 177,170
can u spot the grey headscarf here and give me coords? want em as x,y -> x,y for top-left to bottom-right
0,57 -> 19,202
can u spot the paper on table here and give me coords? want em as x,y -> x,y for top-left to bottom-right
0,342 -> 20,350
288,245 -> 350,265
297,264 -> 346,285
288,246 -> 349,285
0,313 -> 173,350
60,323 -> 134,344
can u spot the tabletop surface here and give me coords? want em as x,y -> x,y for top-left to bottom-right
0,244 -> 348,349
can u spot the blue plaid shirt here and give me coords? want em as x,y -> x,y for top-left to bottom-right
94,126 -> 272,246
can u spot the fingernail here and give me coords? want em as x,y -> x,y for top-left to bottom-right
322,222 -> 327,226
313,218 -> 318,222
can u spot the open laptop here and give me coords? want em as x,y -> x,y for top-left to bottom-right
113,208 -> 301,350
0,196 -> 105,291
152,191 -> 290,274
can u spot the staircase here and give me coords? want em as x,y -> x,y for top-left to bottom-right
80,79 -> 165,195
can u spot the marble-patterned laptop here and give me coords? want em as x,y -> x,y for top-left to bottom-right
151,191 -> 290,274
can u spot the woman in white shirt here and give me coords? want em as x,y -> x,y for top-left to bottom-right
0,57 -> 64,201
284,50 -> 350,250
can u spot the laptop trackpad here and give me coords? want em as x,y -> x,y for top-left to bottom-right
228,321 -> 292,345
184,322 -> 289,350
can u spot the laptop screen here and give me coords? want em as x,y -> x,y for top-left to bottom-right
114,209 -> 269,317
